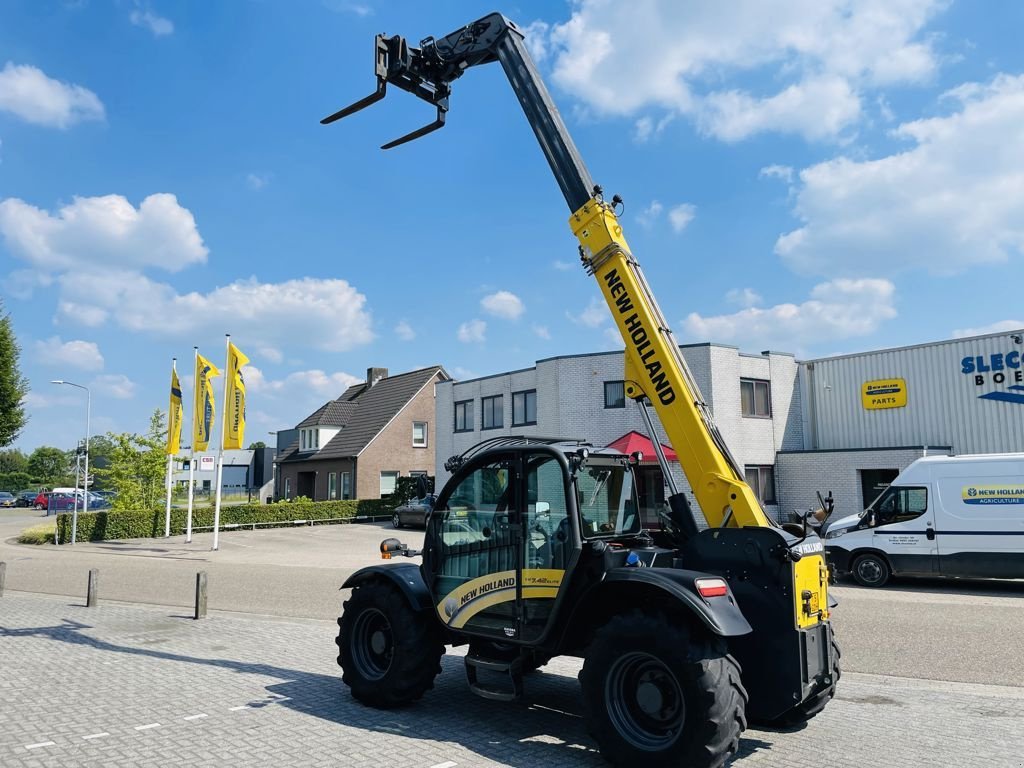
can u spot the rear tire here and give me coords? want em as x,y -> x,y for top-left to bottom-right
579,612 -> 746,768
392,512 -> 402,529
852,553 -> 890,587
337,580 -> 443,708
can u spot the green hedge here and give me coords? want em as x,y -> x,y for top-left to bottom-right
56,498 -> 397,543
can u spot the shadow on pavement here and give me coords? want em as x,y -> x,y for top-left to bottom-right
1,615 -> 772,766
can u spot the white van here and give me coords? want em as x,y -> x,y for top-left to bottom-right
824,454 -> 1024,587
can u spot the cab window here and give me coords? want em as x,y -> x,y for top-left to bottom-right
870,486 -> 928,526
575,462 -> 640,538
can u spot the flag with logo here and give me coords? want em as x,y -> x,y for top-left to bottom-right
222,342 -> 249,450
193,353 -> 220,452
166,366 -> 183,455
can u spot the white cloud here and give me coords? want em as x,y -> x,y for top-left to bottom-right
246,172 -> 270,190
91,373 -> 136,400
246,366 -> 362,398
952,320 -> 1024,339
538,0 -> 946,141
636,200 -> 664,228
457,319 -> 486,343
668,203 -> 696,233
568,297 -> 610,328
130,8 -> 174,37
54,273 -> 375,352
725,288 -> 763,308
34,336 -> 104,371
532,324 -> 551,340
683,278 -> 896,350
0,193 -> 207,275
394,320 -> 416,341
257,346 -> 283,363
322,0 -> 373,16
777,74 -> 1024,276
481,290 -> 525,320
0,62 -> 105,128
759,164 -> 794,184
633,114 -> 674,143
552,260 -> 574,271
604,327 -> 625,348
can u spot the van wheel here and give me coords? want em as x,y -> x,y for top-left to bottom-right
852,553 -> 890,587
392,512 -> 402,529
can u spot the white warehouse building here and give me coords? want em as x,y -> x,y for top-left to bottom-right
434,328 -> 1024,524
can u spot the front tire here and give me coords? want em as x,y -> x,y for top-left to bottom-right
579,612 -> 746,768
852,552 -> 891,587
392,512 -> 402,529
337,579 -> 443,708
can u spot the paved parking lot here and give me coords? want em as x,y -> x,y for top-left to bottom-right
2,593 -> 1023,768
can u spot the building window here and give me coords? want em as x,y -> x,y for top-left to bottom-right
328,472 -> 337,500
284,477 -> 291,500
745,465 -> 777,505
341,472 -> 351,500
604,381 -> 625,409
512,390 -> 537,426
740,379 -> 771,418
300,430 -> 306,451
482,395 -> 503,429
412,421 -> 428,447
454,400 -> 474,432
313,429 -> 319,449
380,471 -> 399,496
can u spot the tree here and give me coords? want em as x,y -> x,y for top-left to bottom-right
95,409 -> 167,510
248,441 -> 266,449
27,446 -> 72,486
87,435 -> 115,490
0,300 -> 29,446
0,448 -> 28,474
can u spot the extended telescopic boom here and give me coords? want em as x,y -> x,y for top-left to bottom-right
322,12 -> 774,530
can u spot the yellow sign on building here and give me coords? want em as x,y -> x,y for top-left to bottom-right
862,378 -> 907,410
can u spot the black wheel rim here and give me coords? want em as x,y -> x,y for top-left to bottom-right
605,651 -> 685,751
351,608 -> 393,680
856,558 -> 884,585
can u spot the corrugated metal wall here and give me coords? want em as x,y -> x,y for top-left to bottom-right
803,331 -> 1024,454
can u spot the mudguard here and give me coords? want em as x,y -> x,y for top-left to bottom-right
341,562 -> 433,612
601,567 -> 753,637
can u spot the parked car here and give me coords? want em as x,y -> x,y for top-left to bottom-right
34,492 -> 49,510
0,491 -> 15,508
391,494 -> 436,529
15,490 -> 40,507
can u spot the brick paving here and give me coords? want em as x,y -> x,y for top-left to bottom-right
1,592 -> 1022,767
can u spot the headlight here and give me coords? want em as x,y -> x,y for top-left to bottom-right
825,527 -> 848,539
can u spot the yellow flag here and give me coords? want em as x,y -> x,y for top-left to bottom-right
167,366 -> 183,455
193,353 -> 220,451
223,342 -> 249,450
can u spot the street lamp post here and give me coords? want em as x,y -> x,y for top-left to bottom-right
52,380 -> 91,545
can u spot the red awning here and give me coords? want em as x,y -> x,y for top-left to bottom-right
605,431 -> 678,462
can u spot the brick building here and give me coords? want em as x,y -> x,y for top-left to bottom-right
275,366 -> 449,501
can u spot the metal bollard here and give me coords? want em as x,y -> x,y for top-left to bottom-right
194,571 -> 208,620
86,568 -> 99,607
0,561 -> 6,597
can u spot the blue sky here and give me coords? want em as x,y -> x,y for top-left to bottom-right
3,0 -> 1024,451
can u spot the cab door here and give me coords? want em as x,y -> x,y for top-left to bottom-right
868,485 -> 936,575
430,453 -> 522,639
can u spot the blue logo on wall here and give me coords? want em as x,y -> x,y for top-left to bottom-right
979,385 -> 1024,405
961,351 -> 1024,404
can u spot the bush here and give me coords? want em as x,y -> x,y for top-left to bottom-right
18,521 -> 56,545
56,497 -> 398,543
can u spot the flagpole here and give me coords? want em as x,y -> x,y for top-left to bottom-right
212,333 -> 230,551
164,358 -> 176,538
186,346 -> 198,543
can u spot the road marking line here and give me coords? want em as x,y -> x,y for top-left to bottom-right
229,705 -> 250,711
183,713 -> 208,721
25,742 -> 55,750
134,723 -> 161,731
429,762 -> 458,768
83,733 -> 109,740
